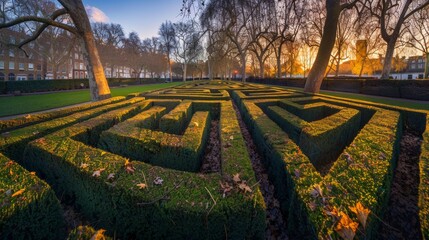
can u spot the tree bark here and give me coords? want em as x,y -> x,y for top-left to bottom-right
59,0 -> 111,101
380,37 -> 398,79
425,52 -> 429,78
240,52 -> 246,82
304,0 -> 341,93
183,63 -> 187,82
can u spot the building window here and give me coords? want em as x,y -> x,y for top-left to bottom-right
411,64 -> 416,69
408,74 -> 413,80
36,74 -> 42,80
418,64 -> 424,69
19,63 -> 25,70
75,53 -> 79,59
0,72 -> 4,81
9,50 -> 14,57
17,75 -> 27,81
28,63 -> 34,70
28,74 -> 34,80
79,63 -> 84,70
0,49 -> 4,56
9,62 -> 14,70
418,58 -> 423,63
8,73 -> 15,81
0,61 -> 4,70
418,74 -> 424,79
36,64 -> 42,71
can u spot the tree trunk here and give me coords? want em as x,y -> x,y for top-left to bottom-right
167,55 -> 172,82
276,45 -> 282,78
60,0 -> 111,101
183,64 -> 187,82
380,37 -> 397,79
240,52 -> 246,82
207,57 -> 213,80
304,0 -> 341,93
425,52 -> 429,78
53,64 -> 58,79
258,55 -> 264,78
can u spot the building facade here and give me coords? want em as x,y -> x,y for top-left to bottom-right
0,29 -> 87,81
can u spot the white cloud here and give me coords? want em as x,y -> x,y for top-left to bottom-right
85,6 -> 110,23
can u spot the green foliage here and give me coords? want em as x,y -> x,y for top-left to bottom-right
22,99 -> 265,239
67,226 -> 111,240
420,116 -> 429,239
0,97 -> 125,133
0,98 -> 144,163
0,153 -> 65,239
237,95 -> 404,238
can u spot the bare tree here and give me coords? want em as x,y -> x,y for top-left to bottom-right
271,0 -> 305,78
123,32 -> 145,79
0,0 -> 110,100
404,6 -> 429,78
201,0 -> 263,82
92,22 -> 125,78
366,0 -> 429,79
159,21 -> 176,81
304,0 -> 360,93
349,16 -> 384,77
173,20 -> 203,82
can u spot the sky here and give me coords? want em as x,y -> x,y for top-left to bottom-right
83,0 -> 185,39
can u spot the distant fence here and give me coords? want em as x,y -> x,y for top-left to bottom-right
0,78 -> 192,95
247,77 -> 429,101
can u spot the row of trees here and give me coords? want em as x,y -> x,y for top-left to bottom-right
2,0 -> 429,100
187,0 -> 429,92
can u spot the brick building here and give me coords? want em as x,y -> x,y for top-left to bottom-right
0,29 -> 87,81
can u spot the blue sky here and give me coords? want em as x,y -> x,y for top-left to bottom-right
83,0 -> 184,39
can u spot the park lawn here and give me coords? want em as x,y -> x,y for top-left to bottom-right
0,82 -> 182,117
317,90 -> 429,111
268,84 -> 429,111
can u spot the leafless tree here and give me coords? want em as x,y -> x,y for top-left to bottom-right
123,32 -> 145,79
173,20 -> 203,82
304,0 -> 361,93
404,6 -> 429,78
365,0 -> 429,79
159,21 -> 176,81
0,0 -> 110,100
92,22 -> 125,78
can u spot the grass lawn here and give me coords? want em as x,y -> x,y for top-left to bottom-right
268,84 -> 429,111
318,90 -> 429,111
0,82 -> 182,117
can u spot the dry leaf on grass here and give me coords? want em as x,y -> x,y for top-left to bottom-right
335,211 -> 359,240
350,202 -> 370,229
90,229 -> 107,240
92,168 -> 105,177
233,173 -> 241,183
107,173 -> 115,180
12,188 -> 25,197
154,177 -> 163,185
136,183 -> 147,189
238,182 -> 252,193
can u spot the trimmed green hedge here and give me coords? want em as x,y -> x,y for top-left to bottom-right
159,102 -> 193,134
23,100 -> 266,239
0,153 -> 65,239
0,96 -> 125,133
0,78 -> 168,94
144,88 -> 231,101
237,96 -> 402,238
420,116 -> 429,238
0,97 -> 144,163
